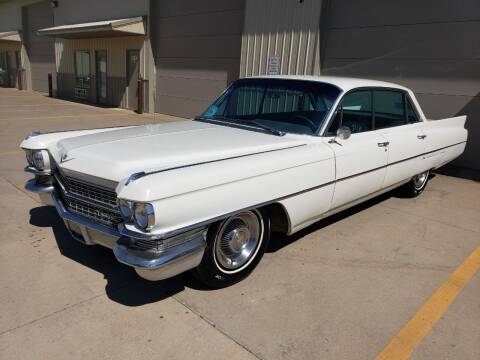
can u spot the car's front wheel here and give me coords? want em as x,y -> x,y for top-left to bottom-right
399,170 -> 430,197
192,209 -> 270,288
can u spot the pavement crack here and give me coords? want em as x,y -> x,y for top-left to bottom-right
0,279 -> 139,337
0,292 -> 106,337
172,295 -> 265,360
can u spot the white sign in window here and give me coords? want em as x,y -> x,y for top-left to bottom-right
267,56 -> 281,75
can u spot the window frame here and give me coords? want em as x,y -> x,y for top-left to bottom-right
322,86 -> 423,136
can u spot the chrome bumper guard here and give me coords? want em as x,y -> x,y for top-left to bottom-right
114,230 -> 206,281
25,177 -> 207,281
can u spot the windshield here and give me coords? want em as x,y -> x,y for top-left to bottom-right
198,78 -> 341,136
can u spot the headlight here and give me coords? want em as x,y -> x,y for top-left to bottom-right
133,203 -> 155,231
31,150 -> 51,171
118,199 -> 133,219
25,149 -> 34,166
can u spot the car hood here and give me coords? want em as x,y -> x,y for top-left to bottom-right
55,120 -> 307,184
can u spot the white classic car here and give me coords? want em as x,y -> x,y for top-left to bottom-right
22,76 -> 467,287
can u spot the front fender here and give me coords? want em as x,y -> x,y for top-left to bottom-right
117,142 -> 335,237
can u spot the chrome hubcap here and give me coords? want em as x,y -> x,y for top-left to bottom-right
413,171 -> 429,190
214,211 -> 261,271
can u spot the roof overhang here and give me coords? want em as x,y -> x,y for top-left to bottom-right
37,16 -> 146,39
0,31 -> 21,43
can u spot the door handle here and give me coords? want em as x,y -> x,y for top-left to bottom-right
377,142 -> 389,147
417,134 -> 427,139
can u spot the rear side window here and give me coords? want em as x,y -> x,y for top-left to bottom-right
374,90 -> 406,129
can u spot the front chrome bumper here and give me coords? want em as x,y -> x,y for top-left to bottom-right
25,177 -> 207,281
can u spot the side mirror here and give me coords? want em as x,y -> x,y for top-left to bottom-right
336,126 -> 351,140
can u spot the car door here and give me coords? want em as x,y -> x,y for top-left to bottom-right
373,90 -> 426,188
326,90 -> 389,209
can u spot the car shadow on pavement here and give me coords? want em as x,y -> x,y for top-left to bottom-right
267,174 -> 439,253
267,191 -> 393,253
28,206 -> 210,306
27,183 -> 417,305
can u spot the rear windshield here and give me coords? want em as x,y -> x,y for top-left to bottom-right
200,78 -> 341,135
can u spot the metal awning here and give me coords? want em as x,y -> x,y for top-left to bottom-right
37,16 -> 145,39
0,31 -> 21,42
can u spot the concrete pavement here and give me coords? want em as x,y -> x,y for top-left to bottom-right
0,88 -> 479,359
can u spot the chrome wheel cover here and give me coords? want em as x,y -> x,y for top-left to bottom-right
214,211 -> 262,272
413,171 -> 429,190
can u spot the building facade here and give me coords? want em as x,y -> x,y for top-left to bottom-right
0,0 -> 478,171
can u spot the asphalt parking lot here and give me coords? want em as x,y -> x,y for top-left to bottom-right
0,88 -> 479,360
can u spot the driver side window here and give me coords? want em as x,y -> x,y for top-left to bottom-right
328,90 -> 373,135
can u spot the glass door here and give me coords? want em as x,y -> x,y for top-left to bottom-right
0,51 -> 8,87
126,49 -> 140,110
95,50 -> 107,104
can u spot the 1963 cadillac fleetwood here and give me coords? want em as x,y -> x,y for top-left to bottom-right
22,76 -> 468,287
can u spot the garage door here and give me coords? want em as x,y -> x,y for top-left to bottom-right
151,0 -> 245,118
321,0 -> 480,170
23,1 -> 55,93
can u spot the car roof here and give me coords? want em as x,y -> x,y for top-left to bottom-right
248,75 -> 410,93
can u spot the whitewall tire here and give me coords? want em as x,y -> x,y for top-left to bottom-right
192,209 -> 270,288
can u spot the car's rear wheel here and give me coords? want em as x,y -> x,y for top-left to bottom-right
192,209 -> 270,288
399,170 -> 430,197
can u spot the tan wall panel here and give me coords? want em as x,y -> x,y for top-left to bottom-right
0,42 -> 21,52
240,0 -> 322,77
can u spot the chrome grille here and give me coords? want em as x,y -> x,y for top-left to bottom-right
56,171 -> 117,207
62,196 -> 122,228
55,171 -> 121,228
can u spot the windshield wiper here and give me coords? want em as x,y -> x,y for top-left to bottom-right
196,115 -> 285,136
237,119 -> 285,136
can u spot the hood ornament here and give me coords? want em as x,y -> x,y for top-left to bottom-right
24,131 -> 42,140
125,172 -> 146,186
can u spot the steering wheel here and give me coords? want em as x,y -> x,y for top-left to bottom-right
291,114 -> 318,133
